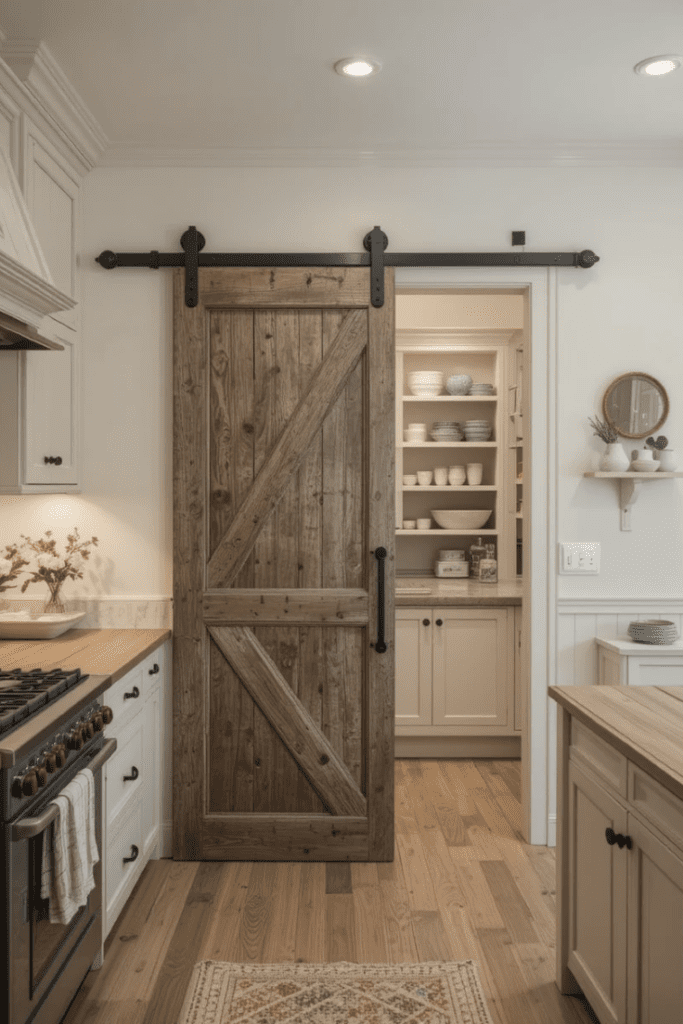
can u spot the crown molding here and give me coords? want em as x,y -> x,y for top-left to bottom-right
97,140 -> 683,169
1,40 -> 107,174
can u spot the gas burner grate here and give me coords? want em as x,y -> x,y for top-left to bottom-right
0,668 -> 86,737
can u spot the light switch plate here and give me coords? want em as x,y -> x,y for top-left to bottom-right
559,542 -> 600,574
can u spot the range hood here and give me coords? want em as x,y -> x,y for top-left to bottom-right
0,147 -> 75,350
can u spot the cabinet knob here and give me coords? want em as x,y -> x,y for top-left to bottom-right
422,619 -> 430,626
123,686 -> 140,700
148,663 -> 160,675
123,844 -> 139,864
605,827 -> 632,850
435,618 -> 443,627
43,456 -> 63,465
123,766 -> 139,782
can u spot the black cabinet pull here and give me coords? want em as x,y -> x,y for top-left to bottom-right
371,547 -> 388,653
435,618 -> 443,626
422,618 -> 430,626
43,456 -> 62,465
605,827 -> 632,850
123,844 -> 139,863
124,686 -> 140,700
148,663 -> 159,675
123,766 -> 139,782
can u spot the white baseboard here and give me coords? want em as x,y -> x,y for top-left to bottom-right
394,735 -> 521,758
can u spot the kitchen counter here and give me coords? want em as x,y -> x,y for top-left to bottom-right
395,577 -> 523,606
0,628 -> 171,684
549,683 -> 683,801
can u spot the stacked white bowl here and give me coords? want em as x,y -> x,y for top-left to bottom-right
430,420 -> 464,441
404,422 -> 427,442
408,371 -> 444,397
463,419 -> 492,441
469,382 -> 495,395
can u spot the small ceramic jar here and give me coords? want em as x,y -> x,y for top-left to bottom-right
416,518 -> 432,530
479,558 -> 498,583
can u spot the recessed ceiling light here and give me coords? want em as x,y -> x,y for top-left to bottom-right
634,54 -> 682,76
334,57 -> 381,77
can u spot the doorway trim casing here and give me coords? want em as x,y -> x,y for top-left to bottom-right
395,266 -> 558,846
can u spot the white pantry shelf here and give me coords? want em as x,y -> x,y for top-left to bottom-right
402,485 -> 497,491
396,528 -> 498,536
402,395 -> 497,402
401,441 -> 497,448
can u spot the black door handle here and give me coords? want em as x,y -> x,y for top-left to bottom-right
123,844 -> 139,863
148,663 -> 159,675
605,827 -> 632,850
124,686 -> 140,700
372,547 -> 388,653
123,766 -> 139,782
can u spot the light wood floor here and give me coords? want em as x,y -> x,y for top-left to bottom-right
64,760 -> 598,1024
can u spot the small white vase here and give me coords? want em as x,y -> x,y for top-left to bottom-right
599,442 -> 630,472
656,449 -> 679,472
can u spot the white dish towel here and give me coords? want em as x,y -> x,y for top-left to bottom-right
40,767 -> 99,925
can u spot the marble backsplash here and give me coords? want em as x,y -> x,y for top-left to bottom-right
0,596 -> 173,629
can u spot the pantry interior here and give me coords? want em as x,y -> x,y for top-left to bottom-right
393,288 -> 529,772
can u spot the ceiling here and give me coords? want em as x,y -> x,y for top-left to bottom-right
2,0 -> 683,162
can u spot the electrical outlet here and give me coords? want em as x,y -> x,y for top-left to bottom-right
559,542 -> 600,574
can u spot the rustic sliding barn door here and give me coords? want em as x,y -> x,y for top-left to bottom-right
173,267 -> 395,861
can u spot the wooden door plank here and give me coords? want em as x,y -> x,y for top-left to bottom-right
201,814 -> 368,861
209,624 -> 367,817
203,588 -> 369,624
199,266 -> 371,307
207,308 -> 368,588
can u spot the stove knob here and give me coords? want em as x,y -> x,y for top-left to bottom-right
11,776 -> 24,798
53,744 -> 67,768
91,713 -> 104,732
44,751 -> 57,772
83,720 -> 94,739
101,706 -> 113,725
35,766 -> 48,787
67,729 -> 84,751
21,771 -> 38,796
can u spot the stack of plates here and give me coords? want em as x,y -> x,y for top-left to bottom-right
430,421 -> 464,441
408,371 -> 443,397
463,419 -> 492,441
469,383 -> 495,395
627,619 -> 679,645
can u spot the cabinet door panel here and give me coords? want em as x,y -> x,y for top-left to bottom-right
568,760 -> 627,1024
395,608 -> 432,725
432,608 -> 511,728
627,815 -> 683,1024
23,333 -> 78,484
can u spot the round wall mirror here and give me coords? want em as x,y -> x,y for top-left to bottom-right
602,372 -> 669,439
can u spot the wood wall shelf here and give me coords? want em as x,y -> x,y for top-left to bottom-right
584,471 -> 683,531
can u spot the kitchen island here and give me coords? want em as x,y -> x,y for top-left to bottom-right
549,684 -> 683,1024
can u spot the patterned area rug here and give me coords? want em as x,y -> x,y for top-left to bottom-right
178,960 -> 495,1024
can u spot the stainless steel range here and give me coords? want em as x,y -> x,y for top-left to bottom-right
0,667 -> 116,1024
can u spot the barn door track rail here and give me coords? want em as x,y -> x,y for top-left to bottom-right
96,225 -> 600,308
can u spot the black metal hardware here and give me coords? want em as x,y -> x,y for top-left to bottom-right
123,844 -> 139,863
435,618 -> 443,626
605,827 -> 632,850
148,663 -> 160,675
123,766 -> 139,782
124,685 -> 140,700
422,618 -> 430,626
96,227 -> 600,309
372,547 -> 388,653
512,231 -> 526,246
43,456 -> 62,465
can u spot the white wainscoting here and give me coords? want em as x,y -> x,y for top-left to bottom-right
546,597 -> 683,846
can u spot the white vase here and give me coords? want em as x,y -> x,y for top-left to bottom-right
656,449 -> 679,472
599,442 -> 630,472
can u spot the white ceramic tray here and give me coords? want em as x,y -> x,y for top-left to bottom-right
0,611 -> 85,639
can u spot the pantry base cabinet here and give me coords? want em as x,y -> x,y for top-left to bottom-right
396,605 -> 520,757
102,640 -> 170,940
553,686 -> 683,1024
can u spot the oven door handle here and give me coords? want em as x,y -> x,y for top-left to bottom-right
11,738 -> 117,842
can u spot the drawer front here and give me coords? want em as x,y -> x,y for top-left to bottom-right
105,664 -> 145,732
570,719 -> 628,798
629,763 -> 683,851
106,798 -> 143,911
106,716 -> 144,827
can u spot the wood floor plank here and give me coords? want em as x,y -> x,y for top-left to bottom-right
64,756 -> 599,1024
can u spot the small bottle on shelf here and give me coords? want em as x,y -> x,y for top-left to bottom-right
469,537 -> 486,578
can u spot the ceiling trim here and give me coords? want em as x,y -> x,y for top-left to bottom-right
97,141 -> 683,169
1,40 -> 107,174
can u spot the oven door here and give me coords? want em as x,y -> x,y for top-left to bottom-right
7,738 -> 116,1024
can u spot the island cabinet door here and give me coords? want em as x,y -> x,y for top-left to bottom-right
626,814 -> 683,1024
567,760 -> 628,1024
431,607 -> 512,729
395,608 -> 432,726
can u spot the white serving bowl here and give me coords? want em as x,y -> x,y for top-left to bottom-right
431,509 -> 492,530
409,371 -> 443,381
445,374 -> 473,395
409,385 -> 442,397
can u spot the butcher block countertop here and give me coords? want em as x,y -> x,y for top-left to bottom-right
549,684 -> 683,803
396,577 -> 523,606
0,628 -> 171,684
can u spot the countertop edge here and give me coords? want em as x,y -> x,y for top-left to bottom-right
98,628 -> 172,685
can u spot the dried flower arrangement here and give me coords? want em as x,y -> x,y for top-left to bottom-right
588,415 -> 618,444
0,544 -> 29,594
19,528 -> 98,613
